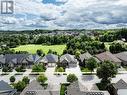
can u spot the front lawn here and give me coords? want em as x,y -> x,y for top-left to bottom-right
12,44 -> 66,55
60,83 -> 70,95
80,67 -> 91,72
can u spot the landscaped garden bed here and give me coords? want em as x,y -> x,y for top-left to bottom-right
60,83 -> 70,95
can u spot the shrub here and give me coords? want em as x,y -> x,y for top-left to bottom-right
67,74 -> 78,83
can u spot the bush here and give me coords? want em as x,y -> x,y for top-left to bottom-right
37,74 -> 47,85
55,67 -> 65,72
14,81 -> 26,91
67,74 -> 78,83
32,64 -> 46,72
10,76 -> 15,83
15,66 -> 26,72
22,76 -> 30,84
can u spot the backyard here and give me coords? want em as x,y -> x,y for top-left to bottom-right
12,44 -> 66,55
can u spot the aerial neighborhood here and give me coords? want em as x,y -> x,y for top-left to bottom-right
0,29 -> 127,95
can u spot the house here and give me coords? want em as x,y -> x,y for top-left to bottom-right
40,54 -> 58,67
114,52 -> 127,65
60,54 -> 77,67
112,79 -> 127,95
0,54 -> 41,68
0,80 -> 16,95
95,51 -> 122,66
66,81 -> 110,95
20,80 -> 59,95
79,52 -> 100,63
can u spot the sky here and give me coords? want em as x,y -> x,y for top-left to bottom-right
0,0 -> 127,30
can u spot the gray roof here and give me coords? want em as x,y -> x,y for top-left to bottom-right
5,54 -> 29,64
0,54 -> 41,65
80,52 -> 92,62
26,54 -> 41,63
20,80 -> 59,95
60,54 -> 77,63
66,81 -> 110,95
0,80 -> 16,94
95,51 -> 121,63
113,79 -> 127,89
114,52 -> 127,62
41,54 -> 58,63
79,52 -> 100,63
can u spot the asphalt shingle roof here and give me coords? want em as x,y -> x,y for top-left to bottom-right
20,80 -> 59,95
41,54 -> 58,63
113,79 -> 127,89
60,54 -> 77,63
0,80 -> 16,94
114,52 -> 127,62
95,51 -> 121,63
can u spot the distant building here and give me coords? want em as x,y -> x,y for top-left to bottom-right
95,51 -> 121,66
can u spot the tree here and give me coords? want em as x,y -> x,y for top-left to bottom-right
67,74 -> 78,83
36,49 -> 43,56
10,76 -> 15,83
14,81 -> 26,91
75,50 -> 81,58
37,74 -> 47,84
22,76 -> 30,84
86,57 -> 97,73
32,64 -> 46,72
97,61 -> 117,84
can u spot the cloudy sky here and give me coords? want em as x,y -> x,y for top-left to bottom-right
0,0 -> 127,30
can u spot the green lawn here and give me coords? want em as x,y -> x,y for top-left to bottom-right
12,44 -> 66,55
80,67 -> 91,72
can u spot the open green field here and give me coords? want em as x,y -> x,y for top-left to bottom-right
12,44 -> 66,55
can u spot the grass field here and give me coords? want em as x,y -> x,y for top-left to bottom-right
12,44 -> 66,55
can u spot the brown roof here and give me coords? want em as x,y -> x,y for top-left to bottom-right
95,51 -> 121,63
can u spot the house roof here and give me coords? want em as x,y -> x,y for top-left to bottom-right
113,79 -> 127,89
95,51 -> 121,63
26,54 -> 41,63
79,52 -> 100,63
60,54 -> 77,63
114,52 -> 127,62
41,54 -> 58,63
0,80 -> 16,94
66,81 -> 110,95
80,52 -> 92,62
5,54 -> 29,64
20,80 -> 59,95
0,54 -> 41,65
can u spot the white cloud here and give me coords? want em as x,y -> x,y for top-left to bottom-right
0,0 -> 127,30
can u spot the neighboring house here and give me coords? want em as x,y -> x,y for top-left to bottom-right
26,54 -> 41,64
60,54 -> 77,67
40,54 -> 58,67
0,54 -> 41,68
79,52 -> 100,63
112,79 -> 127,95
0,80 -> 16,95
20,80 -> 59,95
114,52 -> 127,65
66,81 -> 110,95
95,51 -> 121,66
